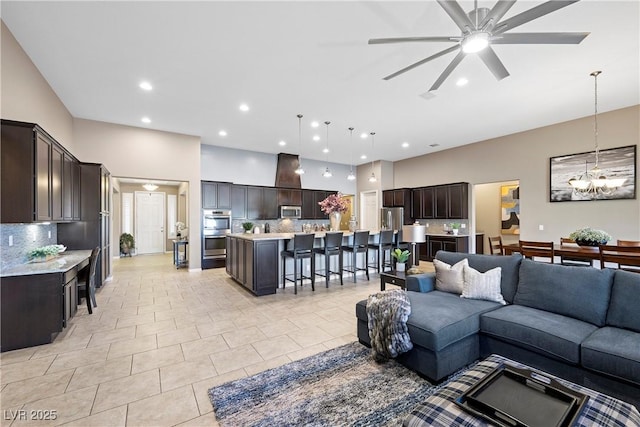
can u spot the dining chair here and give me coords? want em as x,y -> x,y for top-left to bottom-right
559,237 -> 593,267
599,245 -> 640,273
77,246 -> 100,314
617,239 -> 640,247
487,236 -> 504,256
519,240 -> 555,264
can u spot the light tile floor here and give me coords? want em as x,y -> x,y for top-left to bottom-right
0,254 -> 434,426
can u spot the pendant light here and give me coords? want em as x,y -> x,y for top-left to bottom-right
368,132 -> 377,183
568,71 -> 625,196
347,127 -> 356,181
143,183 -> 158,191
294,114 -> 305,175
322,121 -> 332,178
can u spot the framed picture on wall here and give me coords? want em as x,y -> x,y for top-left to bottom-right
501,185 -> 520,235
549,145 -> 636,202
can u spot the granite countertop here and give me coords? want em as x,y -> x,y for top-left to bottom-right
0,250 -> 92,278
425,232 -> 485,237
229,230 -> 391,241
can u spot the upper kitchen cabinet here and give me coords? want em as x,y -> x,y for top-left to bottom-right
410,183 -> 468,220
202,181 -> 231,209
1,120 -> 80,223
443,183 -> 469,219
231,185 -> 247,219
277,188 -> 302,206
383,189 -> 410,208
246,186 -> 279,220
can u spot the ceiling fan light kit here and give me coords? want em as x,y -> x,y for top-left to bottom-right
369,0 -> 589,91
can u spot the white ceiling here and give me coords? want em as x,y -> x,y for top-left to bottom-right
2,1 -> 638,166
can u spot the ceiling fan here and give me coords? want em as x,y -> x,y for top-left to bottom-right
369,0 -> 589,91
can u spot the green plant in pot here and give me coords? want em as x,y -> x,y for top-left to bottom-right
119,233 -> 135,256
569,228 -> 612,247
242,222 -> 254,233
391,248 -> 411,272
451,222 -> 461,235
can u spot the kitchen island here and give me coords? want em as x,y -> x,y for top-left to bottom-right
1,250 -> 91,352
226,231 -> 385,296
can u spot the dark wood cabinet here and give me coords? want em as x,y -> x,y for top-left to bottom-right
263,188 -> 279,219
383,190 -> 394,207
247,186 -> 262,219
1,120 -> 80,224
314,191 -> 331,219
411,189 -> 423,219
383,189 -> 410,207
202,181 -> 232,209
410,183 -> 468,220
434,186 -> 449,219
231,185 -> 247,219
302,190 -> 315,219
424,235 -> 470,261
422,187 -> 435,219
278,188 -> 302,206
226,236 -> 279,296
447,183 -> 468,219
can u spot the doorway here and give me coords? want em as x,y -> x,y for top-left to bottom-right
135,192 -> 165,254
359,190 -> 379,231
474,180 -> 520,254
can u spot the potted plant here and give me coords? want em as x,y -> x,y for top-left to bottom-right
451,222 -> 461,235
119,233 -> 135,256
242,222 -> 254,233
569,228 -> 612,246
29,245 -> 61,262
391,248 -> 411,272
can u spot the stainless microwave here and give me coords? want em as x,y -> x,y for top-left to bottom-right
280,205 -> 302,219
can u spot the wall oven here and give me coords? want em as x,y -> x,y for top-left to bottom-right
202,209 -> 231,260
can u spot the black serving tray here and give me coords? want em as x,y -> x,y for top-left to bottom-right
455,364 -> 589,427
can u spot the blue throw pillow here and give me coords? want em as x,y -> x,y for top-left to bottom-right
514,259 -> 614,326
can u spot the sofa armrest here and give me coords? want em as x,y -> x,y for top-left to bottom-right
406,273 -> 436,293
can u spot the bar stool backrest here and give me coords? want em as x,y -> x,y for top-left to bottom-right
293,233 -> 315,254
352,230 -> 370,247
324,232 -> 343,250
379,230 -> 394,245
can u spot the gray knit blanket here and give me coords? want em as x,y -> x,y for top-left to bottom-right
366,289 -> 413,362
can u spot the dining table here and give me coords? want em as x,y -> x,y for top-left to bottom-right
503,243 -> 600,261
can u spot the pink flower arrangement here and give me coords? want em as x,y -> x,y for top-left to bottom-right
318,193 -> 350,215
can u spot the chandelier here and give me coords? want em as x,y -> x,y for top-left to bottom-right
568,71 -> 625,196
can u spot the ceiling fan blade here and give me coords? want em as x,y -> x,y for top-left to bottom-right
479,0 -> 516,31
477,47 -> 510,81
384,45 -> 459,80
369,36 -> 458,45
437,0 -> 475,31
494,1 -> 580,34
492,32 -> 590,44
429,50 -> 466,91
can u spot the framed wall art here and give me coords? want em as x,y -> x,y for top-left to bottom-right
501,184 -> 520,235
549,145 -> 636,202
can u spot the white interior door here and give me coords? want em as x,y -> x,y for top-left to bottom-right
135,192 -> 165,254
360,190 -> 379,231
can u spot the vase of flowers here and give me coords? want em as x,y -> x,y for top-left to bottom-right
175,221 -> 186,239
318,193 -> 349,231
569,228 -> 612,246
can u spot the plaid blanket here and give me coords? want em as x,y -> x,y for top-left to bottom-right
366,289 -> 413,362
404,354 -> 640,427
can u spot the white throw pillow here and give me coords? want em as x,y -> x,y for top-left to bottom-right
434,258 -> 468,294
461,265 -> 506,304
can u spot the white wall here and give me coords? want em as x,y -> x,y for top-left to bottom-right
200,144 -> 357,194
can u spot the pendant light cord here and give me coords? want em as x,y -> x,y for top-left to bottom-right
349,127 -> 354,173
591,71 -> 601,167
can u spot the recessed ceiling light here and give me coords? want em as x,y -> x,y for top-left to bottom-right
312,135 -> 320,141
310,121 -> 319,128
456,78 -> 469,87
239,103 -> 250,112
139,81 -> 153,91
402,142 -> 410,148
141,117 -> 151,124
218,130 -> 228,137
279,140 -> 286,146
360,154 -> 367,160
360,133 -> 368,139
322,148 -> 329,154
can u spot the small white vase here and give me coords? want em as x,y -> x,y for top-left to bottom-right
396,262 -> 406,272
452,229 -> 459,235
329,212 -> 341,231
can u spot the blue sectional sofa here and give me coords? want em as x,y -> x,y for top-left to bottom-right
355,251 -> 640,407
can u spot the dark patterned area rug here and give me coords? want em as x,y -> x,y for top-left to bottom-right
208,342 -> 469,427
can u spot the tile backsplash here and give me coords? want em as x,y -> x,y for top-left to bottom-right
0,223 -> 57,270
232,219 -> 330,234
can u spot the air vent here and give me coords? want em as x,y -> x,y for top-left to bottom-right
429,143 -> 440,147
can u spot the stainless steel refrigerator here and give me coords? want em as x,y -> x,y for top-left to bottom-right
380,207 -> 404,231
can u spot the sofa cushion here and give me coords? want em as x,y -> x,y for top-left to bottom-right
406,291 -> 502,352
462,265 -> 506,304
606,270 -> 640,333
405,273 -> 435,293
434,258 -> 467,294
513,259 -> 614,326
582,327 -> 640,385
480,305 -> 598,364
436,251 -> 522,303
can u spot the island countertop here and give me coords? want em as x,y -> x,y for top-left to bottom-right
228,230 -> 391,241
0,250 -> 92,278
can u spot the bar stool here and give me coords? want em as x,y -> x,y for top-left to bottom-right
313,232 -> 344,287
368,230 -> 394,273
281,233 -> 315,294
342,230 -> 370,282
